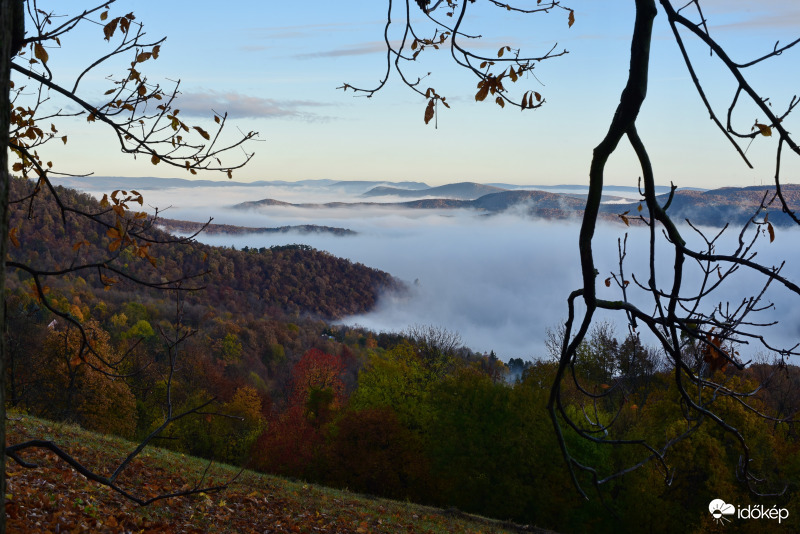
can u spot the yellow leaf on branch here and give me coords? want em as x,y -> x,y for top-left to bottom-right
34,43 -> 49,65
754,122 -> 772,136
193,126 -> 211,140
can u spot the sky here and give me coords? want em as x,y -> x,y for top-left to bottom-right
18,0 -> 800,188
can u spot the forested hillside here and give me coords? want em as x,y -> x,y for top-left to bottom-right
7,177 -> 401,320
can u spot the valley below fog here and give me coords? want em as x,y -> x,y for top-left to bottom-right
78,179 -> 800,361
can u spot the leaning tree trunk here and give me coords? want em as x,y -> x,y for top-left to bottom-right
0,2 -> 21,531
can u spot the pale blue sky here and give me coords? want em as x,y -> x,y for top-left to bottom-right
24,0 -> 800,188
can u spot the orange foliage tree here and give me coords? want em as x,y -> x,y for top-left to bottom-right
25,320 -> 137,438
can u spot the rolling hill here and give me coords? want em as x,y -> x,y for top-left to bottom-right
156,219 -> 357,236
605,185 -> 800,227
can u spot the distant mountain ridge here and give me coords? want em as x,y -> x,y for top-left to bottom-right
58,176 -> 681,196
363,182 -> 506,200
56,176 -> 432,194
55,176 -> 337,191
235,190 -> 600,220
235,185 -> 800,228
487,183 -> 682,195
57,176 -> 695,204
332,180 -> 429,192
642,185 -> 800,227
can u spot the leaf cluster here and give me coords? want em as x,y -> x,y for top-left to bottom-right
339,0 -> 572,124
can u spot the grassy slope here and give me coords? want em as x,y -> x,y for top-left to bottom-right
5,414 -> 556,534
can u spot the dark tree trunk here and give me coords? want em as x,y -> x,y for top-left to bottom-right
1,2 -> 23,531
1,2 -> 11,530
